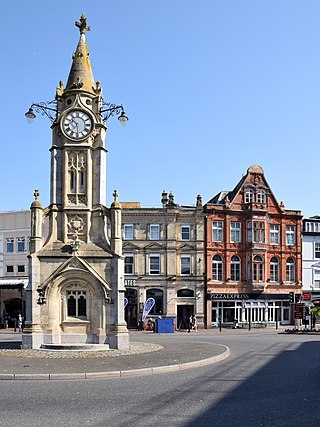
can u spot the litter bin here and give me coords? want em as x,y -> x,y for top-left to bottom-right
155,318 -> 174,333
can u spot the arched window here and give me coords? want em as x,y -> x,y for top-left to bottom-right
177,289 -> 194,297
270,257 -> 279,282
257,189 -> 266,204
245,188 -> 254,203
212,255 -> 223,281
230,255 -> 241,281
146,289 -> 163,315
253,255 -> 264,281
286,258 -> 295,282
67,290 -> 87,319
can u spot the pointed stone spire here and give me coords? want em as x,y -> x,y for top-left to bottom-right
65,14 -> 96,94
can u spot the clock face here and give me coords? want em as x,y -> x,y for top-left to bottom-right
62,110 -> 93,140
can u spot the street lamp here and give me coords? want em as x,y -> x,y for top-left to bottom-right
25,99 -> 129,125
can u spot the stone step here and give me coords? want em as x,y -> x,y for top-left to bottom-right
40,343 -> 109,351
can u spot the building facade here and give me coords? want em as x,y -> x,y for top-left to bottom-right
0,211 -> 30,327
302,216 -> 320,306
119,191 -> 205,330
205,165 -> 302,328
22,16 -> 128,349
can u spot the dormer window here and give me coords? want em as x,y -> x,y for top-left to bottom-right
245,188 -> 254,203
257,189 -> 266,204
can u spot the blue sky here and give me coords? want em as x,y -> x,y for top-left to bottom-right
1,1 -> 320,217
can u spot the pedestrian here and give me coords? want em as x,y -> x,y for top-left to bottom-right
192,315 -> 197,331
18,314 -> 23,333
4,313 -> 9,329
188,314 -> 193,333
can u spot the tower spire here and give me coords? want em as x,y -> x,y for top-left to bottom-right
65,14 -> 96,94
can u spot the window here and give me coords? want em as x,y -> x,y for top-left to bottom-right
150,224 -> 160,240
177,289 -> 194,297
124,224 -> 134,240
270,257 -> 279,282
212,221 -> 223,242
245,188 -> 254,203
180,254 -> 191,275
286,226 -> 295,246
149,254 -> 160,275
270,224 -> 280,245
230,222 -> 241,243
17,237 -> 26,252
253,255 -> 264,281
124,254 -> 134,275
314,270 -> 320,289
67,290 -> 87,318
230,255 -> 241,281
6,265 -> 14,273
315,243 -> 320,259
248,222 -> 265,243
212,255 -> 223,281
257,189 -> 266,204
17,265 -> 25,273
181,225 -> 190,241
6,238 -> 14,253
146,289 -> 163,315
286,258 -> 295,282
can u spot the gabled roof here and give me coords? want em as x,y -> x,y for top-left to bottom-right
38,255 -> 111,292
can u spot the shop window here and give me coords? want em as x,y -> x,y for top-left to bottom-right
146,288 -> 163,315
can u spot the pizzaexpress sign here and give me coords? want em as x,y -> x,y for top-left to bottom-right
207,293 -> 250,300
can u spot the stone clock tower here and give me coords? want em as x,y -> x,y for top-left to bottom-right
22,15 -> 129,349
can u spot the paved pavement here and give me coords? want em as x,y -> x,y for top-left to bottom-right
0,329 -> 230,380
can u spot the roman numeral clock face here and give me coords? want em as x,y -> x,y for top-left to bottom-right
62,110 -> 93,141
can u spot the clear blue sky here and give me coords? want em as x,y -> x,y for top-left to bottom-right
1,0 -> 319,217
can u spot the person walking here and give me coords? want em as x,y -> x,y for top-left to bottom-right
18,314 -> 23,333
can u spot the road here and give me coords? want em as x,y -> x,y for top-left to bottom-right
0,330 -> 319,427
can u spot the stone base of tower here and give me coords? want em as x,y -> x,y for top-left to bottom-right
22,324 -> 44,349
108,324 -> 129,349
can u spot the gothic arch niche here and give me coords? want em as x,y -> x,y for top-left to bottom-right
43,270 -> 109,345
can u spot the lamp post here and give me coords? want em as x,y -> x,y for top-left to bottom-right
25,100 -> 128,125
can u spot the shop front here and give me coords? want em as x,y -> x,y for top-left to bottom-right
207,293 -> 291,328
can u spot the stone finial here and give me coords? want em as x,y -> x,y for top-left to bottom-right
196,194 -> 202,207
280,201 -> 285,210
113,189 -> 119,202
34,189 -> 40,200
75,14 -> 91,35
161,190 -> 168,207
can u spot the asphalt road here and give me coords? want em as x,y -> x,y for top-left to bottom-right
0,330 -> 319,427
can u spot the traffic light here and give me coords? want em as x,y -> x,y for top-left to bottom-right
288,292 -> 294,303
295,294 -> 300,303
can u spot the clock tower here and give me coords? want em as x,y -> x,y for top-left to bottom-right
22,15 -> 129,349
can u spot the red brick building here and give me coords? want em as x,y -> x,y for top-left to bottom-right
204,165 -> 302,328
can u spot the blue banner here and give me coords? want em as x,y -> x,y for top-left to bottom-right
142,297 -> 155,320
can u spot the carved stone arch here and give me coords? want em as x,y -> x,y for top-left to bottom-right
44,269 -> 110,339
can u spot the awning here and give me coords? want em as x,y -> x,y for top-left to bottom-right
0,278 -> 28,289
